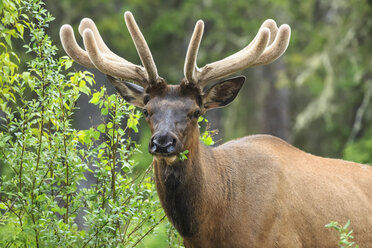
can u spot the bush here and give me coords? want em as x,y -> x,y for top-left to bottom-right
0,1 -> 178,247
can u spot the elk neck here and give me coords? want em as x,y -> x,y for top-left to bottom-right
152,124 -> 212,238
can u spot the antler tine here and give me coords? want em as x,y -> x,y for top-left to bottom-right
183,19 -> 279,86
82,29 -> 148,86
184,20 -> 204,85
250,24 -> 291,67
212,19 -> 278,68
260,19 -> 278,46
60,14 -> 161,87
78,18 -> 131,64
60,24 -> 95,68
124,11 -> 159,84
197,27 -> 271,87
244,20 -> 278,52
187,19 -> 291,88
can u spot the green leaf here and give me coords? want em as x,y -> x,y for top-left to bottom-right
5,34 -> 12,48
122,165 -> 130,172
51,206 -> 67,215
343,219 -> 350,229
36,194 -> 47,202
85,75 -> 94,85
201,132 -> 215,146
127,114 -> 139,132
22,71 -> 30,81
101,108 -> 109,115
117,128 -> 125,135
178,150 -> 189,161
97,124 -> 106,133
90,92 -> 100,104
64,59 -> 73,70
93,130 -> 100,140
77,130 -> 87,144
21,14 -> 29,20
15,23 -> 24,36
78,80 -> 91,95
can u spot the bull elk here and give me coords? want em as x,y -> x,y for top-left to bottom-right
60,12 -> 372,247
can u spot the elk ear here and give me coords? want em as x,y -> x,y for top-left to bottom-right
202,76 -> 245,109
107,75 -> 145,108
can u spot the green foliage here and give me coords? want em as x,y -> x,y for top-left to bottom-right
178,150 -> 189,161
141,221 -> 184,248
0,0 -> 23,105
200,131 -> 215,146
0,1 -> 171,247
288,0 -> 372,158
198,116 -> 216,146
325,220 -> 359,248
343,127 -> 372,164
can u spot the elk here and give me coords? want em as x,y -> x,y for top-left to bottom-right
60,12 -> 372,247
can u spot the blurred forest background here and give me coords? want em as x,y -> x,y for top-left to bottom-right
1,0 -> 372,247
48,0 -> 372,163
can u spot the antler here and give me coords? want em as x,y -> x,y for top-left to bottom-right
184,19 -> 291,87
60,11 -> 159,87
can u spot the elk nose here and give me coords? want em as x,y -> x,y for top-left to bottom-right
149,133 -> 177,155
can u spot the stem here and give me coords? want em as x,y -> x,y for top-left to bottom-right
19,108 -> 27,192
126,215 -> 151,238
32,87 -> 45,203
101,187 -> 106,209
122,166 -> 152,208
131,215 -> 166,247
31,43 -> 47,248
58,86 -> 70,224
81,221 -> 109,248
37,151 -> 57,190
121,216 -> 132,244
2,200 -> 23,231
111,104 -> 117,200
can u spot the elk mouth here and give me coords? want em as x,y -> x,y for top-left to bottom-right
150,151 -> 178,165
149,151 -> 179,157
152,154 -> 178,165
148,143 -> 182,165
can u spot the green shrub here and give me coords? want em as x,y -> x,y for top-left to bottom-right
0,1 -> 178,247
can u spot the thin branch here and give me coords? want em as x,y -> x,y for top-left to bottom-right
81,221 -> 109,248
347,79 -> 372,143
18,108 -> 27,192
131,215 -> 167,247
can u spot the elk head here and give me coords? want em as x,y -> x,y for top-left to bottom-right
60,12 -> 291,162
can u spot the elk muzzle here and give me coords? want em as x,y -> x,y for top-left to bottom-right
149,132 -> 179,156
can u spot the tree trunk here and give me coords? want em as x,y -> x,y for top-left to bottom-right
260,60 -> 290,141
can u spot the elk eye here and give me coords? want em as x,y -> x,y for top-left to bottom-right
143,109 -> 149,117
193,109 -> 201,119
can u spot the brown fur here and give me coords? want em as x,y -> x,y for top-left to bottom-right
154,133 -> 372,247
145,85 -> 372,248
107,77 -> 372,247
